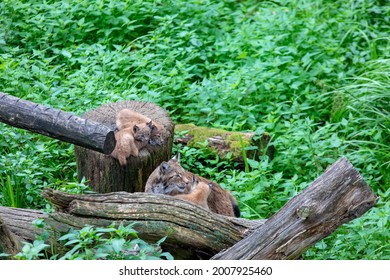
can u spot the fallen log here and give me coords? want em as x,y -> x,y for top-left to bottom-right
174,123 -> 275,162
0,92 -> 116,155
212,157 -> 378,259
0,157 -> 377,259
0,193 -> 263,259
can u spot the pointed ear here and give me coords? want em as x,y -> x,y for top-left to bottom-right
160,162 -> 170,174
147,120 -> 153,128
192,176 -> 199,186
133,125 -> 139,133
171,152 -> 180,162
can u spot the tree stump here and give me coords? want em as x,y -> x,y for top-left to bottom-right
74,101 -> 174,193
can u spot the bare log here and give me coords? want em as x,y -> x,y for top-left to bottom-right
175,123 -> 275,162
74,101 -> 174,193
211,157 -> 378,260
0,92 -> 116,154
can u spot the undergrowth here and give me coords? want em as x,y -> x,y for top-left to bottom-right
0,0 -> 389,259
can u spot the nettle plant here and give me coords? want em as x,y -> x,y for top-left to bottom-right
10,220 -> 173,260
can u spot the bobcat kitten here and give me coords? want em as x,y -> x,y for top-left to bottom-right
111,109 -> 153,166
116,109 -> 166,145
145,153 -> 240,217
175,176 -> 212,211
110,123 -> 152,166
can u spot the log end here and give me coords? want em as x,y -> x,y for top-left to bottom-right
102,130 -> 116,155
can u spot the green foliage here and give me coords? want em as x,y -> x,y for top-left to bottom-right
13,220 -> 173,260
0,0 -> 389,260
0,174 -> 27,208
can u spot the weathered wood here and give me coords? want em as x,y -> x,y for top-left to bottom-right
0,191 -> 264,259
0,207 -> 46,257
211,157 -> 378,260
175,123 -> 274,162
0,92 -> 116,154
74,101 -> 174,193
0,216 -> 22,256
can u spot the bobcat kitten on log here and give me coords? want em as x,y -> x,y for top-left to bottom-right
145,153 -> 240,217
116,109 -> 166,146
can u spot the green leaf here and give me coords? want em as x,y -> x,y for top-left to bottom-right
111,239 -> 125,253
61,49 -> 72,58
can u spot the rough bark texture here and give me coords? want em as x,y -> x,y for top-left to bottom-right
0,191 -> 264,259
0,216 -> 23,256
175,123 -> 274,162
74,101 -> 174,193
0,92 -> 116,155
0,206 -> 46,258
211,157 -> 378,260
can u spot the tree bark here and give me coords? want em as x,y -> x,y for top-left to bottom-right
0,92 -> 116,155
0,216 -> 22,257
0,207 -> 46,258
0,192 -> 263,259
211,157 -> 378,259
174,123 -> 274,162
74,101 -> 174,193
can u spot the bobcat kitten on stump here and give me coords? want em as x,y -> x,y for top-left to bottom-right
117,109 -> 166,146
110,123 -> 151,166
111,109 -> 168,166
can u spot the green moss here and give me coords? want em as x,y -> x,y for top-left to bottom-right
175,124 -> 254,159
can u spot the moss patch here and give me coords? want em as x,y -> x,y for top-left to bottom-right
175,123 -> 254,159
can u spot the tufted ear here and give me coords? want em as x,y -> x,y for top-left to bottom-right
160,162 -> 170,174
191,176 -> 199,186
171,152 -> 180,163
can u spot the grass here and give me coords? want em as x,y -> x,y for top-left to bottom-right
0,0 -> 389,259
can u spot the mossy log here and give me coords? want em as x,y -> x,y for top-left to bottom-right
174,123 -> 274,162
74,101 -> 174,193
0,158 -> 377,260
